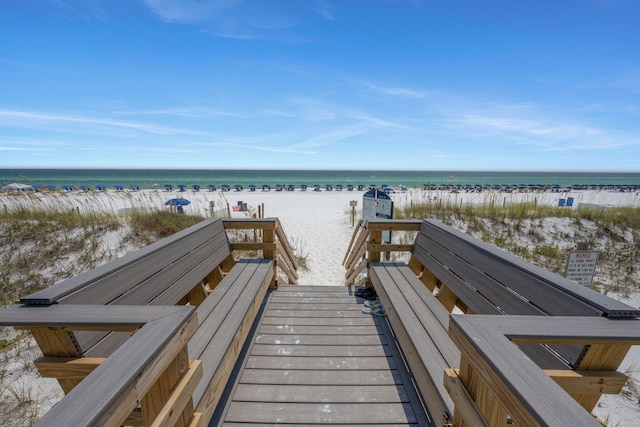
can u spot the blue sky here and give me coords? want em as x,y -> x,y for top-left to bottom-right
1,0 -> 639,171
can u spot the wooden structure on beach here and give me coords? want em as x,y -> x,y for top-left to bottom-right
0,217 -> 639,426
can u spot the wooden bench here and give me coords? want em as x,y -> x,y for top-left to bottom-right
0,217 -> 281,426
367,219 -> 640,426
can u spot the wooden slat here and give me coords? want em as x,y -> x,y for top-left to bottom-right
233,384 -> 409,403
261,316 -> 376,326
240,369 -> 403,386
254,334 -> 387,346
424,219 -> 639,317
21,218 -> 226,304
251,344 -> 391,357
224,402 -> 418,425
245,355 -> 395,370
418,223 -> 603,317
259,325 -> 383,336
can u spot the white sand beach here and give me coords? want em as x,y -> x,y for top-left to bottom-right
1,186 -> 639,424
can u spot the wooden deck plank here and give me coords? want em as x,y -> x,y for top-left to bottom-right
245,355 -> 395,370
213,285 -> 431,427
224,402 -> 418,424
261,316 -> 377,326
266,303 -> 363,311
259,325 -> 383,335
251,344 -> 391,357
264,309 -> 366,318
254,334 -> 387,346
239,369 -> 404,385
233,384 -> 410,403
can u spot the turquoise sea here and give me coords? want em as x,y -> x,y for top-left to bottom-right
0,169 -> 639,190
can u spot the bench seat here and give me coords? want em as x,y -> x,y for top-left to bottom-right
370,261 -> 458,425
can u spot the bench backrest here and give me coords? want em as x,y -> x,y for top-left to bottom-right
22,218 -> 233,355
412,219 -> 640,367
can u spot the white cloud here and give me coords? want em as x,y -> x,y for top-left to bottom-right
0,110 -> 203,136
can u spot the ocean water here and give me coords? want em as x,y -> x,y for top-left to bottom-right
0,169 -> 639,190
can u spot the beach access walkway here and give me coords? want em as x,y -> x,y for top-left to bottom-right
1,217 -> 640,427
209,285 -> 431,426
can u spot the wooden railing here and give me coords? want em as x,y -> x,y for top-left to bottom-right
2,304 -> 201,427
224,218 -> 299,286
344,219 -> 640,426
343,219 -> 421,285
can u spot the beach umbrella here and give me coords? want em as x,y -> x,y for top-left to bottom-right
287,184 -> 295,191
192,184 -> 201,191
95,185 -> 106,191
347,184 -> 354,191
46,184 -> 57,191
325,184 -> 333,191
262,184 -> 271,191
165,198 -> 191,206
335,184 -> 343,191
313,184 -> 321,192
234,184 -> 243,191
207,184 -> 217,191
130,184 -> 140,191
221,184 -> 231,192
357,184 -> 365,191
62,185 -> 74,192
300,184 -> 308,191
31,184 -> 43,192
275,184 -> 284,191
80,185 -> 91,191
177,184 -> 187,192
248,184 -> 257,192
164,184 -> 174,191
114,184 -> 124,191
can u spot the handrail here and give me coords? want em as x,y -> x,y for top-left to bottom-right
0,305 -> 200,427
223,218 -> 299,285
343,219 -> 421,285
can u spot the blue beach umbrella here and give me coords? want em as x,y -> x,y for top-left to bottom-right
234,184 -> 243,191
164,184 -> 174,191
114,184 -> 124,191
62,185 -> 74,192
248,184 -> 257,192
165,198 -> 191,206
80,185 -> 90,191
177,184 -> 187,192
31,184 -> 43,192
46,184 -> 57,191
221,184 -> 231,192
300,184 -> 308,191
207,184 -> 217,191
95,185 -> 106,191
192,184 -> 201,191
130,184 -> 140,191
262,184 -> 271,191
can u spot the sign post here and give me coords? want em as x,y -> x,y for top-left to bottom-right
349,200 -> 358,227
564,250 -> 599,287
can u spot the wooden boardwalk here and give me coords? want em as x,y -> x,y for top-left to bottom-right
212,286 -> 432,426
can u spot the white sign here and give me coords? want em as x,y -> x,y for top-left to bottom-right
363,190 -> 393,242
565,250 -> 599,287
